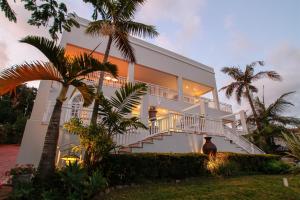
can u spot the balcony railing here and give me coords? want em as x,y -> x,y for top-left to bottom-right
183,95 -> 233,113
85,72 -> 127,88
135,81 -> 178,101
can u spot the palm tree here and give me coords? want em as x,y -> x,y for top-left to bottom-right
64,82 -> 147,167
0,36 -> 117,179
220,61 -> 281,131
84,0 -> 158,125
247,92 -> 300,152
283,132 -> 300,161
0,0 -> 16,22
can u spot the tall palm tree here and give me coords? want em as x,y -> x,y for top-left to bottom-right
0,0 -> 16,22
220,61 -> 281,131
247,92 -> 300,152
84,0 -> 158,125
64,82 -> 147,167
0,36 -> 117,179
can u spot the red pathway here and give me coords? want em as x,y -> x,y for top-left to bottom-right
0,145 -> 19,184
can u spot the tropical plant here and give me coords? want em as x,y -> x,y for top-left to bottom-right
220,61 -> 281,131
247,92 -> 300,152
0,84 -> 37,144
84,0 -> 158,125
1,0 -> 79,40
283,132 -> 300,161
0,36 -> 117,179
64,82 -> 148,167
0,0 -> 16,22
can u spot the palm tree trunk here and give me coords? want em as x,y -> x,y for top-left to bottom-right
245,86 -> 262,131
91,36 -> 113,125
37,85 -> 69,180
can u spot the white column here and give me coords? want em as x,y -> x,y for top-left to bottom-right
140,94 -> 149,124
212,88 -> 220,110
239,110 -> 248,134
127,62 -> 135,83
200,98 -> 206,116
177,76 -> 183,101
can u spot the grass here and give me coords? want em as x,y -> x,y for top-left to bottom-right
103,175 -> 300,200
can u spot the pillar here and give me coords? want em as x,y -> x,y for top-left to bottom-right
212,88 -> 220,110
239,110 -> 248,134
140,94 -> 149,124
177,76 -> 183,101
127,62 -> 135,83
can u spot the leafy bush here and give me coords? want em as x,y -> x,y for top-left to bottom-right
100,153 -> 208,185
206,154 -> 240,177
98,153 -> 285,185
261,160 -> 291,174
10,162 -> 107,200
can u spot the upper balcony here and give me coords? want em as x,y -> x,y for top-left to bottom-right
64,43 -> 232,113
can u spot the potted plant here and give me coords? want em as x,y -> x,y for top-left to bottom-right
202,136 -> 217,156
7,164 -> 36,186
148,106 -> 157,121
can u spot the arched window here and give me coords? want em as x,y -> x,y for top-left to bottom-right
71,94 -> 83,118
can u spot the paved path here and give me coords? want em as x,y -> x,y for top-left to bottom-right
0,145 -> 19,184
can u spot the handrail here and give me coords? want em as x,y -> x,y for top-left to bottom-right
183,94 -> 233,113
223,126 -> 265,154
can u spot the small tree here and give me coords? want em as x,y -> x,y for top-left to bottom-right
0,0 -> 79,40
84,0 -> 158,125
220,61 -> 281,131
0,36 -> 117,179
64,82 -> 147,167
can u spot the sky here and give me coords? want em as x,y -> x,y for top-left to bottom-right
0,0 -> 300,117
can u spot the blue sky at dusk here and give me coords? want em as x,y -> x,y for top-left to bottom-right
0,0 -> 299,116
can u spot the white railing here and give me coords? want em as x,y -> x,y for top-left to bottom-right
183,95 -> 233,113
85,72 -> 127,88
135,81 -> 178,101
148,112 -> 224,136
42,102 -> 93,125
223,126 -> 265,154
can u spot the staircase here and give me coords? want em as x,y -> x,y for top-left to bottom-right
116,112 -> 265,154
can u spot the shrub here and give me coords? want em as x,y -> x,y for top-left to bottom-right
98,152 -> 284,185
99,153 -> 208,185
206,154 -> 240,177
9,162 -> 107,200
261,160 -> 291,174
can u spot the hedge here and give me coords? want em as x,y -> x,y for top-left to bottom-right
98,153 -> 286,186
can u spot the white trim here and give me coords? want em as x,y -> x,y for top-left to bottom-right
73,15 -> 215,74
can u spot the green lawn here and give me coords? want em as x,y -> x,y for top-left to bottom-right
103,175 -> 300,200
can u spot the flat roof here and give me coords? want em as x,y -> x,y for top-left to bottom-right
70,15 -> 215,74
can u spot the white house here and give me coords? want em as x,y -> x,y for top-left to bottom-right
17,16 -> 264,166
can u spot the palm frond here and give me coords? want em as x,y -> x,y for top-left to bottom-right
252,70 -> 282,81
70,53 -> 118,78
283,132 -> 300,160
219,82 -> 240,99
221,67 -> 244,81
235,83 -> 245,104
113,31 -> 136,62
118,20 -> 158,38
115,0 -> 145,20
0,0 -> 16,22
85,20 -> 113,36
109,82 -> 147,115
267,91 -> 295,115
20,36 -> 66,71
70,79 -> 95,106
0,62 -> 62,95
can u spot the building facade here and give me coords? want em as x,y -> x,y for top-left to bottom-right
17,16 -> 264,166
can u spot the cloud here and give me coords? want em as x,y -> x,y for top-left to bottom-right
256,43 -> 300,117
135,0 -> 205,55
223,14 -> 256,59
